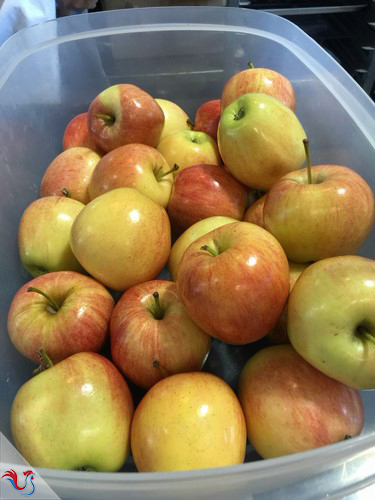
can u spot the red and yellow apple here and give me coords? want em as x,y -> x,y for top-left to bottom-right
193,99 -> 221,141
168,216 -> 236,281
243,194 -> 266,228
176,221 -> 289,344
110,280 -> 211,389
221,66 -> 296,112
88,143 -> 174,207
8,271 -> 114,364
264,164 -> 375,262
40,147 -> 101,204
155,98 -> 192,141
167,164 -> 248,233
63,112 -> 103,154
239,345 -> 364,459
88,84 -> 164,153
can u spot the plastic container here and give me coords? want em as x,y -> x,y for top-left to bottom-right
1,6 -> 375,499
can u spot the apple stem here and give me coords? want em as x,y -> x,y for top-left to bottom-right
152,360 -> 169,378
362,331 -> 375,345
201,245 -> 218,257
151,291 -> 164,320
187,118 -> 194,130
303,138 -> 313,184
234,108 -> 245,121
93,113 -> 115,124
247,61 -> 255,69
61,188 -> 71,198
155,164 -> 179,181
27,286 -> 60,312
32,348 -> 53,376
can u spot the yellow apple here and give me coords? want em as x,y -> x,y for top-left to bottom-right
70,187 -> 171,291
18,196 -> 85,277
168,216 -> 236,280
157,130 -> 221,175
155,98 -> 192,142
130,372 -> 247,472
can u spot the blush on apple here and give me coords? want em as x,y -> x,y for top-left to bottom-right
110,280 -> 211,389
88,84 -> 165,153
167,164 -> 248,233
63,112 -> 103,154
193,100 -> 221,141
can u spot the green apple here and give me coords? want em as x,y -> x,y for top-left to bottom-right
168,215 -> 236,281
11,351 -> 134,471
288,255 -> 375,389
157,130 -> 221,175
218,93 -> 306,190
155,98 -> 192,142
18,196 -> 85,277
70,187 -> 171,291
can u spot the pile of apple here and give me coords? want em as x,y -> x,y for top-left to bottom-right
7,63 -> 375,473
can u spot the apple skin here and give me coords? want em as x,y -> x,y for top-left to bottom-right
155,98 -> 192,141
193,99 -> 221,141
8,271 -> 114,364
167,164 -> 248,233
221,67 -> 296,112
40,147 -> 101,204
88,143 -> 173,208
18,196 -> 85,277
218,93 -> 306,190
110,280 -> 211,389
11,352 -> 134,471
238,345 -> 364,459
87,84 -> 164,153
168,216 -> 236,281
176,221 -> 289,345
263,165 -> 375,263
63,112 -> 103,154
130,372 -> 247,472
243,194 -> 266,228
70,187 -> 171,292
267,261 -> 309,344
288,255 -> 375,390
157,129 -> 221,175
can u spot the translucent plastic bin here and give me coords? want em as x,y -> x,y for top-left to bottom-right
1,6 -> 375,499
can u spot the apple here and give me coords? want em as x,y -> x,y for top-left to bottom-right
238,345 -> 364,459
243,194 -> 266,228
62,112 -> 103,154
110,280 -> 211,389
167,164 -> 248,233
288,255 -> 375,390
88,143 -> 175,208
176,221 -> 289,345
70,187 -> 171,291
221,64 -> 296,112
130,372 -> 246,472
217,93 -> 306,190
40,147 -> 101,204
11,351 -> 134,471
157,129 -> 221,175
18,196 -> 85,277
267,261 -> 309,344
263,162 -> 375,262
168,216 -> 236,281
87,84 -> 164,153
193,99 -> 221,141
155,98 -> 192,141
8,271 -> 114,365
